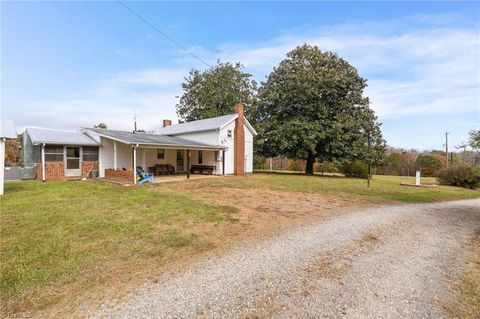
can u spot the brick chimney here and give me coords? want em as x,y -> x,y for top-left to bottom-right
163,119 -> 172,127
233,103 -> 245,176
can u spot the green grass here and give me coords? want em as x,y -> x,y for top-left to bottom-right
0,181 -> 237,312
186,173 -> 480,203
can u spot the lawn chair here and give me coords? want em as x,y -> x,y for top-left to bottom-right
136,167 -> 154,184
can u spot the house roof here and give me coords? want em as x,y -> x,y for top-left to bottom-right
26,127 -> 100,146
1,120 -> 17,139
155,113 -> 257,136
84,128 -> 227,150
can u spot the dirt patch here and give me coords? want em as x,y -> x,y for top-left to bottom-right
160,183 -> 375,244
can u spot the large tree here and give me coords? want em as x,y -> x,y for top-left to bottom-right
176,61 -> 257,122
255,44 -> 385,174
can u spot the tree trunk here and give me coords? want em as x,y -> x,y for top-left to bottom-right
305,152 -> 315,175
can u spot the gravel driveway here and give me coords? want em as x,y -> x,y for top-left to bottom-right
89,199 -> 480,319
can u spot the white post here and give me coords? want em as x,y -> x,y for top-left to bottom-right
0,139 -> 5,195
415,171 -> 421,186
41,143 -> 46,182
113,140 -> 117,170
133,146 -> 137,185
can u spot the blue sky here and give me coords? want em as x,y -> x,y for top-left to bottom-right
1,1 -> 479,150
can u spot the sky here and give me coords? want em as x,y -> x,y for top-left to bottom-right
1,1 -> 479,150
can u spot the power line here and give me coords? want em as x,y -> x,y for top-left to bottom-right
116,1 -> 211,68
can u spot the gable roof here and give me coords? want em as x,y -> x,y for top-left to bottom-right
26,127 -> 100,146
1,120 -> 16,139
155,113 -> 257,136
84,128 -> 227,150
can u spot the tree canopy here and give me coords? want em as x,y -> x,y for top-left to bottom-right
94,122 -> 108,129
469,130 -> 480,150
254,44 -> 386,174
176,61 -> 257,122
415,155 -> 442,177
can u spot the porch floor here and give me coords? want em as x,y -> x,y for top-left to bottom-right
152,174 -> 221,184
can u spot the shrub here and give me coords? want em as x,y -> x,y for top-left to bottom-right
437,166 -> 480,189
314,162 -> 339,174
340,161 -> 368,178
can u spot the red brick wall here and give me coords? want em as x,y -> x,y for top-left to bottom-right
36,161 -> 99,181
234,103 -> 245,176
105,168 -> 134,183
82,161 -> 98,178
36,161 -> 67,181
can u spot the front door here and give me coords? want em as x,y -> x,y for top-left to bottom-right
65,147 -> 81,176
176,150 -> 184,173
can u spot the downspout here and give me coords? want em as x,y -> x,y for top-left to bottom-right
113,140 -> 117,170
41,143 -> 46,182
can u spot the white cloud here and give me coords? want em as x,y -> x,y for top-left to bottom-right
16,68 -> 187,132
200,25 -> 480,119
11,13 -> 480,135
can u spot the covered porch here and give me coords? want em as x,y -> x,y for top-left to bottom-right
102,139 -> 227,184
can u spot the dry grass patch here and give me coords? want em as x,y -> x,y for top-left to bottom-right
443,232 -> 480,318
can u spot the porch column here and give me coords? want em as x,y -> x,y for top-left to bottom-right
186,149 -> 191,179
222,150 -> 226,176
141,148 -> 146,170
133,146 -> 137,184
41,143 -> 46,182
113,141 -> 117,170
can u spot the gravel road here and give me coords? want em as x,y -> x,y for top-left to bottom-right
89,199 -> 480,319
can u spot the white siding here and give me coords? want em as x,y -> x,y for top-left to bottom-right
219,121 -> 235,174
172,130 -> 220,146
98,137 -> 133,177
140,148 -> 177,171
99,137 -> 113,177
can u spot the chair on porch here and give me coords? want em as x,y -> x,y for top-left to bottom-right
136,167 -> 154,184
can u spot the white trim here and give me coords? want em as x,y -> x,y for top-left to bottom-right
133,146 -> 137,185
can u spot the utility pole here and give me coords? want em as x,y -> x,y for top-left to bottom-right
445,132 -> 449,168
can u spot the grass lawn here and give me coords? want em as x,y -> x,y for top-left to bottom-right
185,173 -> 480,203
1,174 -> 478,314
0,181 -> 237,313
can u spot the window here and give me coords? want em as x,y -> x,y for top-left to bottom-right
198,151 -> 203,164
45,145 -> 64,161
227,129 -> 232,138
82,146 -> 99,161
157,148 -> 165,159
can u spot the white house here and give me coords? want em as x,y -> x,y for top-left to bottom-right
1,120 -> 17,195
22,104 -> 256,183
